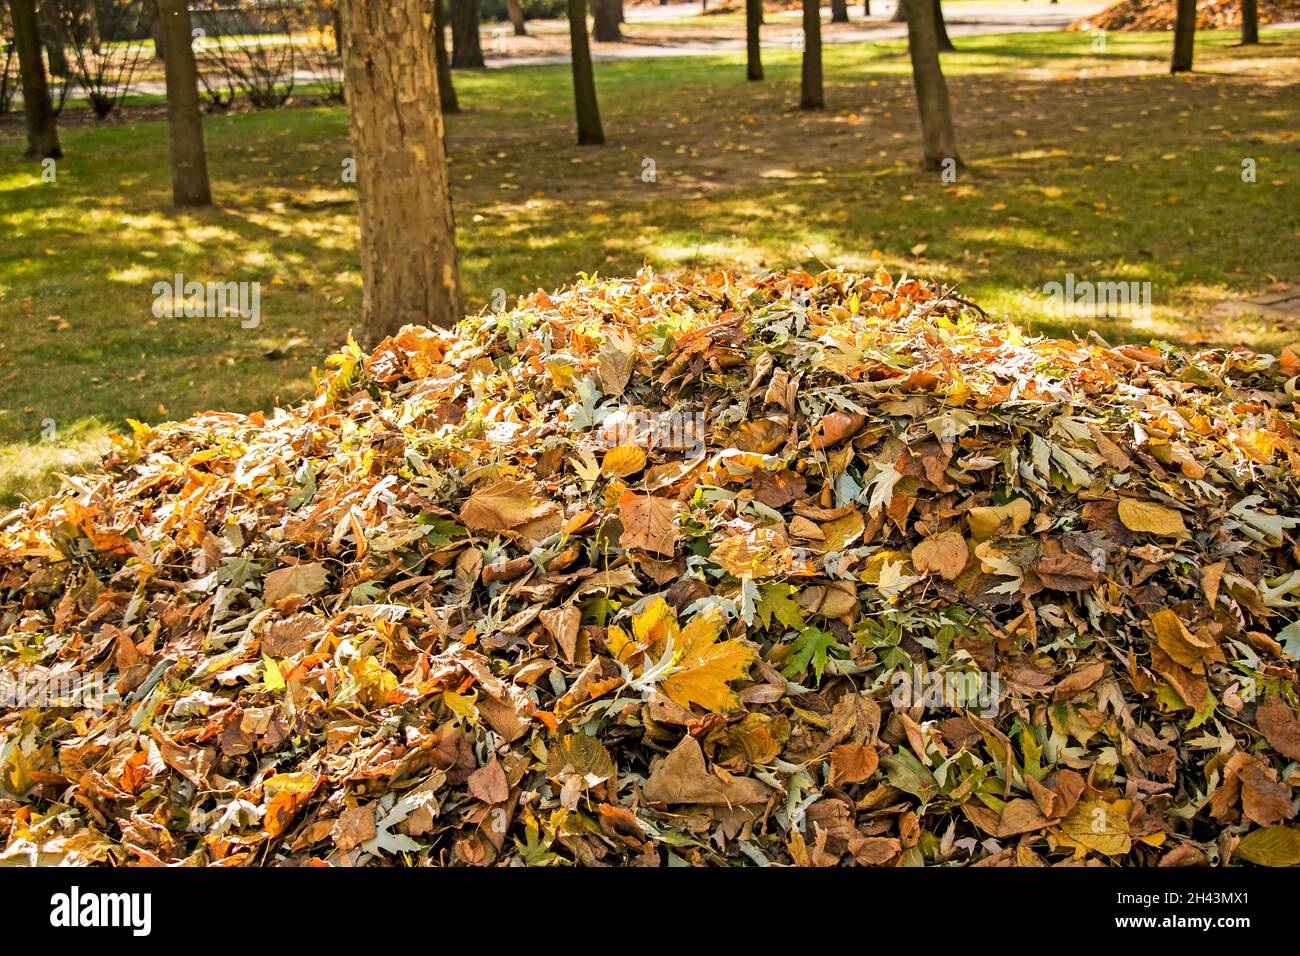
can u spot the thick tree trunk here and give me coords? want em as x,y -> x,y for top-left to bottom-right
903,0 -> 961,170
1240,0 -> 1258,44
567,0 -> 604,144
450,0 -> 485,68
1171,0 -> 1196,71
433,0 -> 460,114
831,0 -> 849,23
339,0 -> 462,342
158,0 -> 211,207
592,0 -> 621,41
933,0 -> 954,51
800,0 -> 822,110
506,0 -> 527,35
746,0 -> 762,80
613,0 -> 625,24
10,0 -> 61,159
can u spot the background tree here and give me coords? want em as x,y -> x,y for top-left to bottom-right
567,0 -> 603,143
800,0 -> 822,110
831,0 -> 848,22
506,0 -> 527,35
340,0 -> 462,342
1240,0 -> 1257,44
864,0 -> 871,15
8,0 -> 61,158
592,0 -> 621,42
433,0 -> 460,113
892,0 -> 905,22
157,0 -> 210,207
1171,0 -> 1196,72
450,0 -> 485,68
933,0 -> 954,52
902,0 -> 960,170
745,0 -> 762,81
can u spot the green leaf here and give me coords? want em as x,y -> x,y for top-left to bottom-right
756,583 -> 805,632
781,626 -> 840,684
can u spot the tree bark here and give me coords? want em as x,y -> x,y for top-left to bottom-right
903,0 -> 961,170
831,0 -> 849,23
933,0 -> 954,51
158,0 -> 211,207
592,0 -> 621,41
800,0 -> 822,110
339,0 -> 462,342
745,0 -> 762,80
506,0 -> 527,35
433,0 -> 460,114
1171,0 -> 1196,72
567,0 -> 604,144
9,0 -> 61,159
450,0 -> 485,68
1240,0 -> 1258,44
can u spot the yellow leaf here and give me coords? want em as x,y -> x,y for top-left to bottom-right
659,610 -> 754,712
1061,798 -> 1132,857
967,499 -> 1031,541
1149,608 -> 1223,671
601,444 -> 646,478
1118,498 -> 1187,537
262,655 -> 285,692
1236,826 -> 1300,867
710,527 -> 793,578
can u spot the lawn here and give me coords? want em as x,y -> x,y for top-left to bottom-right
1,26 -> 1298,504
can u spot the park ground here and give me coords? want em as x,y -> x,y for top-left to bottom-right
0,24 -> 1298,504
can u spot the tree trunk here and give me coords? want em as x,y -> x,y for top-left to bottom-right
567,0 -> 604,144
433,0 -> 460,114
831,0 -> 849,22
613,0 -> 625,24
746,0 -> 762,80
450,0 -> 485,68
800,0 -> 822,110
339,0 -> 462,342
158,0 -> 211,207
332,8 -> 345,56
864,0 -> 871,15
1171,0 -> 1196,72
903,0 -> 961,170
892,0 -> 906,21
933,0 -> 954,52
151,2 -> 166,60
1240,0 -> 1258,44
10,0 -> 61,159
592,0 -> 621,41
506,0 -> 527,35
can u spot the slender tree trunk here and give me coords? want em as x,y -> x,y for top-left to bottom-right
892,0 -> 906,21
903,0 -> 961,170
158,0 -> 211,207
1171,0 -> 1196,72
10,0 -> 61,159
567,0 -> 604,144
151,2 -> 166,60
339,0 -> 462,342
1240,0 -> 1258,44
450,0 -> 485,68
332,8 -> 345,56
831,0 -> 849,22
801,0 -> 823,110
592,0 -> 621,41
506,0 -> 527,35
933,0 -> 954,51
746,0 -> 762,80
864,0 -> 871,15
433,0 -> 460,113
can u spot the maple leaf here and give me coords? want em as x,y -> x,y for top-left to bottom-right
781,626 -> 841,684
756,582 -> 806,632
656,609 -> 754,712
262,561 -> 329,604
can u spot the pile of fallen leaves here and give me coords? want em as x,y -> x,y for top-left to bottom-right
1073,0 -> 1300,31
4,267 -> 1300,868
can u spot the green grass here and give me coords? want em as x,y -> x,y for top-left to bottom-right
2,27 -> 1299,505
